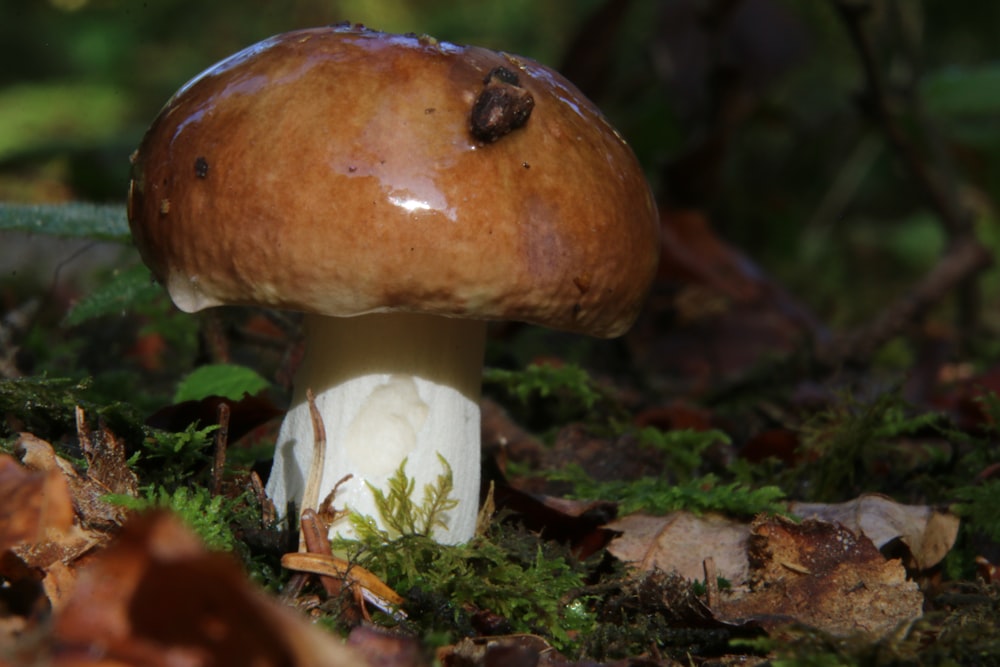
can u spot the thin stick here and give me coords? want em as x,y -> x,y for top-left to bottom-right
832,0 -> 970,237
822,236 -> 991,365
299,508 -> 344,599
300,388 -> 326,517
210,402 -> 230,496
298,388 -> 326,552
832,0 -> 983,341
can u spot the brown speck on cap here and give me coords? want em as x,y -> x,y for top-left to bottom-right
469,66 -> 535,143
127,25 -> 659,338
194,157 -> 209,179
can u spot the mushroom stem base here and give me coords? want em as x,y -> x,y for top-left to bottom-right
266,312 -> 487,544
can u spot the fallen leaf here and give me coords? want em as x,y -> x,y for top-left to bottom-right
628,208 -> 827,395
46,511 -> 366,667
0,453 -> 73,552
606,511 -> 750,583
634,400 -> 715,432
439,634 -> 558,667
739,427 -> 801,465
16,430 -> 130,532
714,515 -> 923,637
606,496 -> 948,638
789,494 -> 959,570
0,449 -> 100,644
76,406 -> 139,498
347,625 -> 424,667
975,556 -> 999,584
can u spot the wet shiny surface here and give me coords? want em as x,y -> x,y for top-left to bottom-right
128,25 -> 659,337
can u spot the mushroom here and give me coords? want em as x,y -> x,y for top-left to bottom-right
127,25 -> 659,544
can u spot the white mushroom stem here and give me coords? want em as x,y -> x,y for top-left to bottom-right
265,312 -> 487,544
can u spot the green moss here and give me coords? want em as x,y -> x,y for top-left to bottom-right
484,363 -> 604,410
583,569 -> 755,661
483,362 -> 622,428
332,460 -> 596,652
341,528 -> 596,651
953,480 -> 1000,542
782,390 -> 944,502
636,425 -> 731,482
109,485 -> 239,552
134,422 -> 217,489
0,375 -> 97,438
550,465 -> 787,517
351,454 -> 458,540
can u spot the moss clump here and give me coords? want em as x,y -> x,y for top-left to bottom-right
109,485 -> 239,552
331,460 -> 596,652
550,465 -> 787,517
483,362 -> 619,429
583,569 -> 761,662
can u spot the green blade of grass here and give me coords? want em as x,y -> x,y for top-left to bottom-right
0,202 -> 130,242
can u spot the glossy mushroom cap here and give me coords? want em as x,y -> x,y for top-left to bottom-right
128,25 -> 659,338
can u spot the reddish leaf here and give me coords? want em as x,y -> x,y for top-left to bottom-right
0,453 -> 73,552
50,511 -> 364,666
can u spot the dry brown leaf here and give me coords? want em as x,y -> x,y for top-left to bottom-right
606,511 -> 751,583
605,497 -> 943,638
627,208 -> 827,395
714,515 -> 923,637
788,493 -> 959,570
44,511 -> 365,667
16,431 -> 131,531
75,407 -> 140,498
439,634 -> 559,667
0,450 -> 101,650
73,409 -> 138,530
11,434 -> 113,571
606,495 -> 957,582
347,626 -> 424,667
0,453 -> 74,552
1,445 -> 102,610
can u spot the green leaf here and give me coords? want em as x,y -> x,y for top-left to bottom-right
173,364 -> 271,403
64,264 -> 162,327
0,202 -> 130,242
922,65 -> 1000,117
0,82 -> 131,158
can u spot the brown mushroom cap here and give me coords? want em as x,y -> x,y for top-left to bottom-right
128,25 -> 658,337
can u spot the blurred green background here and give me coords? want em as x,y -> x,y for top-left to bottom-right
0,0 -> 613,204
3,0 -> 1000,380
4,1 -> 999,273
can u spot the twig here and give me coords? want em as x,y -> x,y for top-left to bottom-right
248,470 -> 276,528
832,0 -> 971,237
831,0 -> 985,349
299,508 -> 346,599
201,310 -> 231,363
210,402 -> 230,496
703,557 -> 719,609
300,388 -> 325,517
284,509 -> 406,623
820,236 -> 992,365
